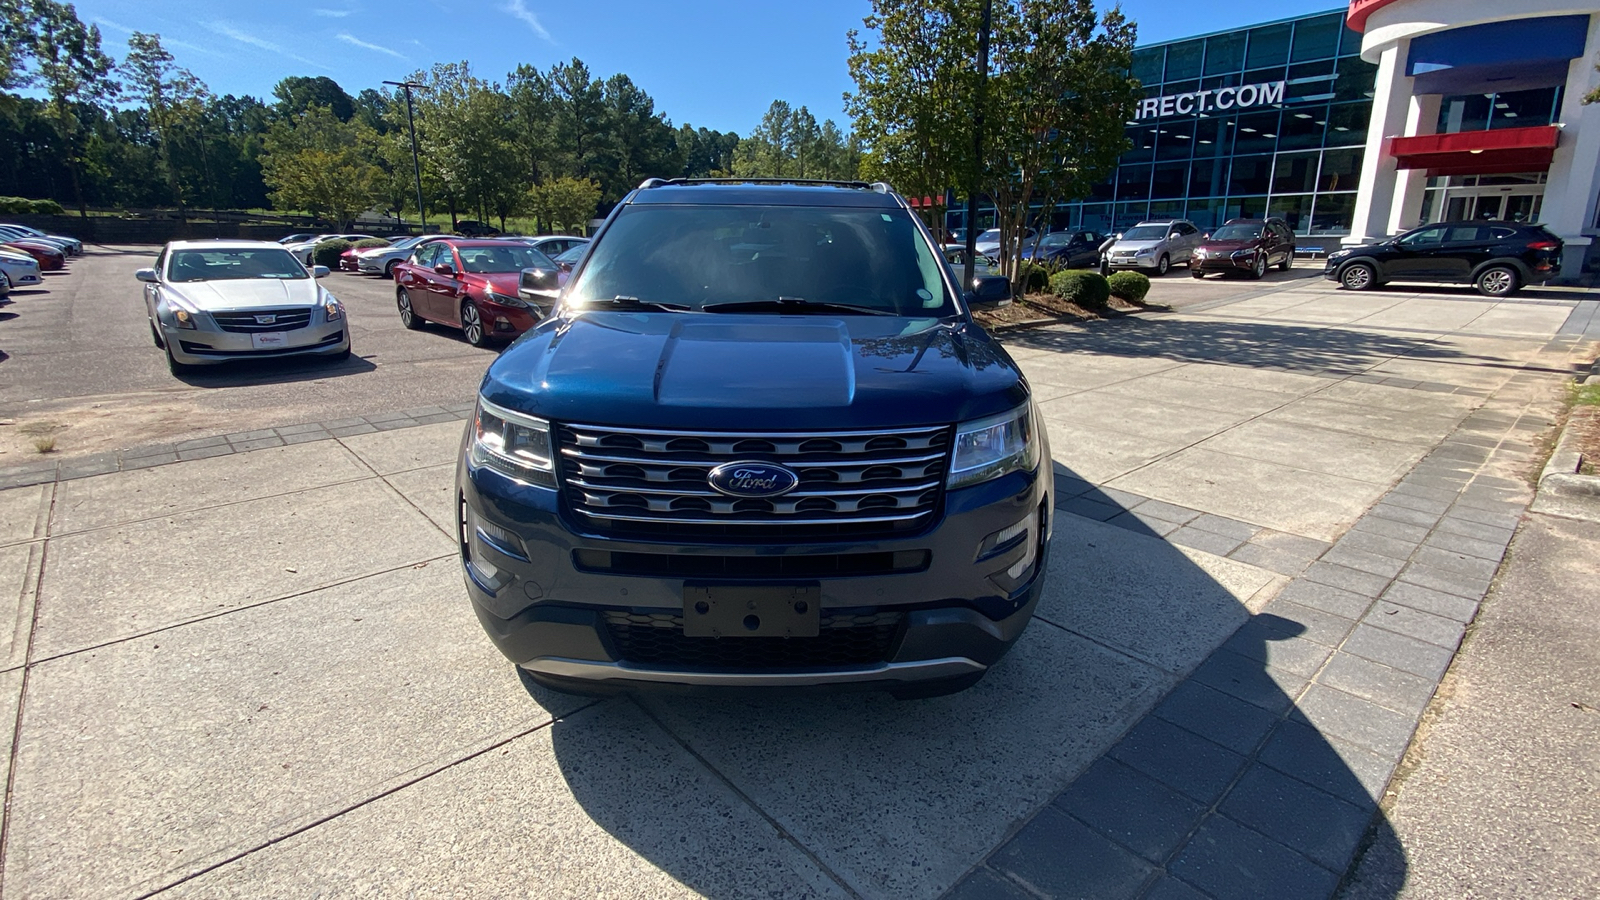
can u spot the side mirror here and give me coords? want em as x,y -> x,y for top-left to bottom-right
966,274 -> 1012,310
433,263 -> 455,276
519,266 -> 558,300
135,268 -> 159,283
1203,233 -> 1212,240
312,265 -> 330,278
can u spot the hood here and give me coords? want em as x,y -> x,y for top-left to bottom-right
480,313 -> 1027,431
1108,239 -> 1162,253
467,272 -> 522,296
1197,239 -> 1257,253
168,278 -> 322,311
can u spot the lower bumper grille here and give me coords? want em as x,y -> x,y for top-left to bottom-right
179,331 -> 343,356
602,610 -> 904,669
573,549 -> 929,578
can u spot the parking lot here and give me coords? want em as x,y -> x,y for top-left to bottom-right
1,246 -> 1597,898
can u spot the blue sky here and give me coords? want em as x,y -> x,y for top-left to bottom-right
70,0 -> 1348,134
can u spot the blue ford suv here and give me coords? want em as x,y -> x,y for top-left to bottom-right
457,179 -> 1053,697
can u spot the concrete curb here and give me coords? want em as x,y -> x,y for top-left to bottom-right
1532,406 -> 1600,520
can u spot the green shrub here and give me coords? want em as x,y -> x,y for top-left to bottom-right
1106,270 -> 1152,303
0,196 -> 63,215
1049,269 -> 1111,308
1017,261 -> 1053,293
352,238 -> 390,250
312,239 -> 353,268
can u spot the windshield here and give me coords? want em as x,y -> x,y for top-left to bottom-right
1121,225 -> 1169,241
166,248 -> 308,282
456,244 -> 555,273
1210,224 -> 1263,241
976,229 -> 1001,242
568,204 -> 954,316
1038,233 -> 1074,247
555,245 -> 586,265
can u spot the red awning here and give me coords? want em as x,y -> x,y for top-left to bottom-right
1347,0 -> 1404,34
1388,126 -> 1561,177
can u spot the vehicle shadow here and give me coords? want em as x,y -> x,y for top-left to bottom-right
537,463 -> 1408,899
1007,315 -> 1486,377
167,353 -> 377,387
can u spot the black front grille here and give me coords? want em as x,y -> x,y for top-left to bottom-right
212,307 -> 314,333
574,549 -> 929,578
557,423 -> 951,541
603,610 -> 904,669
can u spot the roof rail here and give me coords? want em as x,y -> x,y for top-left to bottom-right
869,181 -> 894,194
635,177 -> 883,191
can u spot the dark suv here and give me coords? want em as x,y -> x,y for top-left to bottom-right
1325,221 -> 1562,297
456,179 -> 1052,697
1190,218 -> 1295,279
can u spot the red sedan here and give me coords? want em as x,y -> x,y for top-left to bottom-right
392,239 -> 558,346
2,241 -> 64,271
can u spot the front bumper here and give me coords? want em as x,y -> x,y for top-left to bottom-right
3,268 -> 41,286
356,256 -> 394,274
1105,256 -> 1156,271
458,443 -> 1053,692
1192,253 -> 1259,274
160,308 -> 349,365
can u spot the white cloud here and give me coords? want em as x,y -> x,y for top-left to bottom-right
336,33 -> 406,60
314,8 -> 353,17
206,22 -> 331,71
91,17 -> 133,34
502,0 -> 553,43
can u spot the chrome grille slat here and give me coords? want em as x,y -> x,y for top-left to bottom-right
211,307 -> 315,333
557,422 -> 951,538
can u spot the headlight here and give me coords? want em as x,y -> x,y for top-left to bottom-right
470,396 -> 554,487
1328,249 -> 1351,261
1231,248 -> 1257,259
323,294 -> 345,321
171,307 -> 197,329
486,290 -> 530,309
948,402 -> 1039,490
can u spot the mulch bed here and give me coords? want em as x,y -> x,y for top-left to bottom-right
973,291 -> 1162,330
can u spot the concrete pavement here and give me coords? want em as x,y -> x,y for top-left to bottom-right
0,274 -> 1596,897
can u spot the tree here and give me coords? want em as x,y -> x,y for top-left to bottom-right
26,0 -> 117,217
733,100 -> 857,180
847,0 -> 1138,288
547,58 -> 606,183
527,176 -> 600,234
121,32 -> 210,221
1,0 -> 30,92
260,104 -> 382,228
676,124 -> 739,177
273,75 -> 354,122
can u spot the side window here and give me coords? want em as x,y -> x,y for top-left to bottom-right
1489,226 -> 1518,240
154,249 -> 168,277
1179,223 -> 1198,236
1398,226 -> 1447,247
1445,226 -> 1486,242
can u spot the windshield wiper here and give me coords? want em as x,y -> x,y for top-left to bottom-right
572,295 -> 693,313
701,297 -> 899,316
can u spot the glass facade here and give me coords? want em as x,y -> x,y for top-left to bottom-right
1083,11 -> 1376,240
948,10 -> 1379,248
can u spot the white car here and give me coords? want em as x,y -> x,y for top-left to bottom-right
0,248 -> 43,298
284,233 -> 377,265
356,234 -> 451,277
511,235 -> 589,259
973,227 -> 1037,259
136,240 -> 351,375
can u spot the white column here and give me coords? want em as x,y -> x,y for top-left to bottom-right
1346,40 -> 1416,245
1389,93 -> 1442,232
1541,13 -> 1600,280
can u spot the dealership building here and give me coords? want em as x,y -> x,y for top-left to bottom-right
948,1 -> 1600,278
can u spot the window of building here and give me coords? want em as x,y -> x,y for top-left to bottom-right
1334,57 -> 1378,101
1278,108 -> 1327,151
1318,148 -> 1363,192
1246,23 -> 1293,69
1117,165 -> 1152,201
1436,86 -> 1564,133
1190,157 -> 1227,197
1165,40 -> 1204,82
1272,152 -> 1320,195
1152,163 -> 1190,199
1229,155 -> 1273,195
1124,124 -> 1159,163
1325,102 -> 1371,145
1290,14 -> 1343,63
1309,193 -> 1356,235
1186,198 -> 1229,232
1267,194 -> 1313,233
1157,122 -> 1197,160
1131,48 -> 1164,85
1234,111 -> 1281,155
1205,33 -> 1246,76
1191,117 -> 1228,157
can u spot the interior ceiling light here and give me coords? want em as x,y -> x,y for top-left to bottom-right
1295,113 -> 1313,119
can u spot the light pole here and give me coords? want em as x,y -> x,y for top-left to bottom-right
384,80 -> 427,232
962,0 -> 992,290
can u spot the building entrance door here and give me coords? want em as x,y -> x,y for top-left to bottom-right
1427,176 -> 1546,225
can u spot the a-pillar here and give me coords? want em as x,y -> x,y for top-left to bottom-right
1541,12 -> 1600,280
1346,38 -> 1415,245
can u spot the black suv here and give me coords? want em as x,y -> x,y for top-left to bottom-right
457,179 -> 1051,697
1325,221 -> 1562,297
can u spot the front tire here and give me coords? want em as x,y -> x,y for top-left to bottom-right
1475,265 -> 1520,298
1191,268 -> 1205,279
1251,253 -> 1267,280
165,344 -> 196,376
1279,252 -> 1292,271
461,300 -> 489,347
1155,254 -> 1170,276
149,319 -> 164,348
1341,262 -> 1378,291
383,260 -> 398,279
397,288 -> 423,329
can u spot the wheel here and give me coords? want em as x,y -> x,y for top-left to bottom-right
1340,262 -> 1377,291
1279,252 -> 1292,271
331,338 -> 352,363
383,260 -> 398,279
397,288 -> 423,329
1475,265 -> 1520,298
1251,253 -> 1267,280
1191,267 -> 1205,279
165,343 -> 196,375
461,300 -> 488,347
149,318 -> 165,348
1155,254 -> 1170,276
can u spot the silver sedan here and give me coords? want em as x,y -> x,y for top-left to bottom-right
137,240 -> 351,375
355,234 -> 451,278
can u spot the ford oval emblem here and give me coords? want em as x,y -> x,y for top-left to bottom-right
707,461 -> 800,498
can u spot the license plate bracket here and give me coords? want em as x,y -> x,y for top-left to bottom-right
251,331 -> 289,349
683,583 -> 821,638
